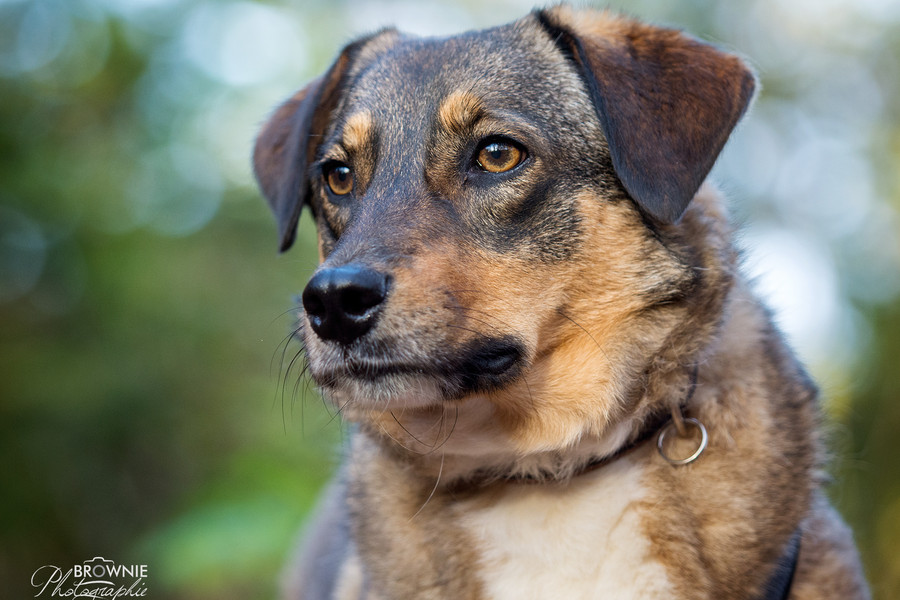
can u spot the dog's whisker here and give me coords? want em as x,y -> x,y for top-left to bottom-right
390,411 -> 429,447
555,307 -> 610,361
285,350 -> 307,430
278,346 -> 305,428
326,392 -> 354,428
269,326 -> 294,380
271,325 -> 303,400
290,358 -> 311,421
376,419 -> 425,455
420,405 -> 449,451
444,311 -> 508,336
522,373 -> 537,415
428,405 -> 460,454
269,304 -> 305,326
409,452 -> 444,522
285,348 -> 308,398
432,407 -> 446,450
449,302 -> 516,326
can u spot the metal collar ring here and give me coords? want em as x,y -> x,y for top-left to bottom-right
657,417 -> 708,465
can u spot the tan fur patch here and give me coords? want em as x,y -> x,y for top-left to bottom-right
546,5 -> 630,42
437,90 -> 484,134
342,111 -> 374,156
341,110 -> 376,197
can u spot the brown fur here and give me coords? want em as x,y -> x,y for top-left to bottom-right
255,6 -> 869,599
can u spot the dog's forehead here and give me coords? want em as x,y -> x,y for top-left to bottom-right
343,21 -> 579,121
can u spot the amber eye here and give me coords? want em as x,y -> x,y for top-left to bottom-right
324,162 -> 354,196
476,140 -> 525,173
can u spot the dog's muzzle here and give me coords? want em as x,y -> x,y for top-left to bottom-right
300,263 -> 526,401
301,264 -> 390,346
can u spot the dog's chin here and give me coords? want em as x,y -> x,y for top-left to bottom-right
319,373 -> 446,411
309,335 -> 527,411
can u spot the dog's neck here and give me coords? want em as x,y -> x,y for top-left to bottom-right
465,399 -> 685,486
352,359 -> 708,484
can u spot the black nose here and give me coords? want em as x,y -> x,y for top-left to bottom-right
301,265 -> 390,345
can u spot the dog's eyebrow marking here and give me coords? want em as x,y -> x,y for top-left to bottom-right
341,111 -> 376,154
437,90 -> 485,134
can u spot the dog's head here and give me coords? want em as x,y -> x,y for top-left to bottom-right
254,7 -> 754,459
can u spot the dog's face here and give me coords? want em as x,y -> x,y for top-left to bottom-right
254,7 -> 754,454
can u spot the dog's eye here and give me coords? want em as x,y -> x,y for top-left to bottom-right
476,140 -> 525,174
323,161 -> 354,196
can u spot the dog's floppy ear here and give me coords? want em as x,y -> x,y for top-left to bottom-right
252,77 -> 328,252
536,7 -> 756,224
253,31 -> 395,251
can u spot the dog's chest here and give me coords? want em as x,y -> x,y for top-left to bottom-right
457,456 -> 672,599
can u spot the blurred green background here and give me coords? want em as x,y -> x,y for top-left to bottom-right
1,0 -> 898,598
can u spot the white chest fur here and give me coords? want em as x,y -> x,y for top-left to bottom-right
458,455 -> 672,600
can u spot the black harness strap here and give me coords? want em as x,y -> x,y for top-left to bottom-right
760,528 -> 802,600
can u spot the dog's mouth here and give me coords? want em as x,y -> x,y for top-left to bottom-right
310,335 -> 527,404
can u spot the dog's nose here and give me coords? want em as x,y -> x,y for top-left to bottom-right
302,265 -> 390,345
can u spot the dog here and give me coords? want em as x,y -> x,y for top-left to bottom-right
253,5 -> 870,599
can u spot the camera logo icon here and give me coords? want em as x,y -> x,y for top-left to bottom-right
79,557 -> 114,579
